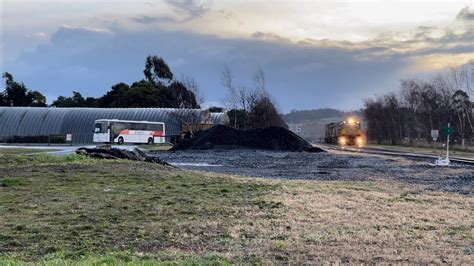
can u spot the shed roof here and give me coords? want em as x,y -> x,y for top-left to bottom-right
0,107 -> 228,143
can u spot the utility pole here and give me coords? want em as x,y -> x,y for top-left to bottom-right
446,122 -> 450,160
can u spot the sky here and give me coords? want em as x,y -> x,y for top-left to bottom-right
1,0 -> 474,112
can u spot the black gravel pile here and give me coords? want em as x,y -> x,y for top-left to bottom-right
170,125 -> 325,152
76,147 -> 170,165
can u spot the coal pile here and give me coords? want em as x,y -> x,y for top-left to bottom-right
171,125 -> 325,152
76,147 -> 170,165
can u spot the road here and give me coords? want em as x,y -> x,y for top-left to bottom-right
152,148 -> 473,194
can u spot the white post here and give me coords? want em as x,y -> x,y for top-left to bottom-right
446,123 -> 450,160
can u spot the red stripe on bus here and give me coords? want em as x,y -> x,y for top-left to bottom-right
152,131 -> 164,136
120,129 -> 130,135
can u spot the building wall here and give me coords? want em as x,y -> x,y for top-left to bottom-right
0,107 -> 229,144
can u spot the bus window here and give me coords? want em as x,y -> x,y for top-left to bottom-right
94,123 -> 108,133
94,123 -> 102,133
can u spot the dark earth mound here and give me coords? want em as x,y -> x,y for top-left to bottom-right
170,125 -> 325,152
76,147 -> 170,165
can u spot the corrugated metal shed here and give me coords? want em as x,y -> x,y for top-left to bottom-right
0,107 -> 229,144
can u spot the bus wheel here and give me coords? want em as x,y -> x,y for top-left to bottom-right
147,137 -> 154,145
118,137 -> 124,145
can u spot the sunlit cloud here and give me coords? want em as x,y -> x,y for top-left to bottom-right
411,53 -> 474,72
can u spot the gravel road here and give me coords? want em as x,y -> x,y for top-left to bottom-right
152,149 -> 474,194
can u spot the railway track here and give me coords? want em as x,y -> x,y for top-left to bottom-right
317,144 -> 474,165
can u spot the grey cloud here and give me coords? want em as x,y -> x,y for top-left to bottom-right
144,1 -> 157,6
217,9 -> 234,21
251,32 -> 291,43
49,26 -> 112,48
414,26 -> 436,40
131,0 -> 212,25
439,29 -> 474,44
456,6 -> 474,21
164,0 -> 211,21
131,15 -> 178,24
293,25 -> 473,60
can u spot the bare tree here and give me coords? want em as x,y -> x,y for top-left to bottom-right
440,67 -> 474,135
221,66 -> 238,128
219,65 -> 286,130
365,68 -> 473,146
171,109 -> 212,138
236,85 -> 267,129
248,95 -> 287,129
452,90 -> 472,147
253,66 -> 267,93
181,75 -> 203,106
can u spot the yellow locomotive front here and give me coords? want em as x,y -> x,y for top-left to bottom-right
338,118 -> 364,146
325,118 -> 364,146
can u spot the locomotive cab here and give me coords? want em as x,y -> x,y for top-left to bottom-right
325,118 -> 364,146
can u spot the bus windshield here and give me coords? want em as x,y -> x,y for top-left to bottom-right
94,123 -> 107,133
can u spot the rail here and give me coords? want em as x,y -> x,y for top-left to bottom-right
318,144 -> 474,165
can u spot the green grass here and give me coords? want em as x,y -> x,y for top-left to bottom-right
0,152 -> 275,263
1,177 -> 31,187
1,153 -> 97,166
0,148 -> 59,155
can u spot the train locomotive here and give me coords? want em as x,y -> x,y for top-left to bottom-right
324,118 -> 364,146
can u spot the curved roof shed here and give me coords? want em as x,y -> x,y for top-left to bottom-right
0,107 -> 229,144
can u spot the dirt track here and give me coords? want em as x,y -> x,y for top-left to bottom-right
153,149 -> 474,195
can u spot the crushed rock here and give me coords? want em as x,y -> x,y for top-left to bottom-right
171,125 -> 325,152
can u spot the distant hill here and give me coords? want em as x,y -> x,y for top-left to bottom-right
282,108 -> 364,142
283,108 -> 346,123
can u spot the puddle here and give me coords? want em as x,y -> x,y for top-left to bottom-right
169,162 -> 222,167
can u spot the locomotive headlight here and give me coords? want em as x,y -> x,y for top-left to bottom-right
339,137 -> 347,145
348,118 -> 355,125
356,137 -> 364,145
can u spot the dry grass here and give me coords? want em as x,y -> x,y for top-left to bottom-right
139,144 -> 173,152
0,151 -> 472,264
239,180 -> 473,264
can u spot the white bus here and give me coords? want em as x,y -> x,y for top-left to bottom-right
93,119 -> 166,145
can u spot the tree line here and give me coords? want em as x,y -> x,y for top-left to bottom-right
1,55 -> 287,131
0,72 -> 47,107
364,66 -> 473,146
1,55 -> 201,110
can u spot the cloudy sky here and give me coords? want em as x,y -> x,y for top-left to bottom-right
1,0 -> 473,112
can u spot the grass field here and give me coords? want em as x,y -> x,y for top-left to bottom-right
0,150 -> 472,264
0,148 -> 59,155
